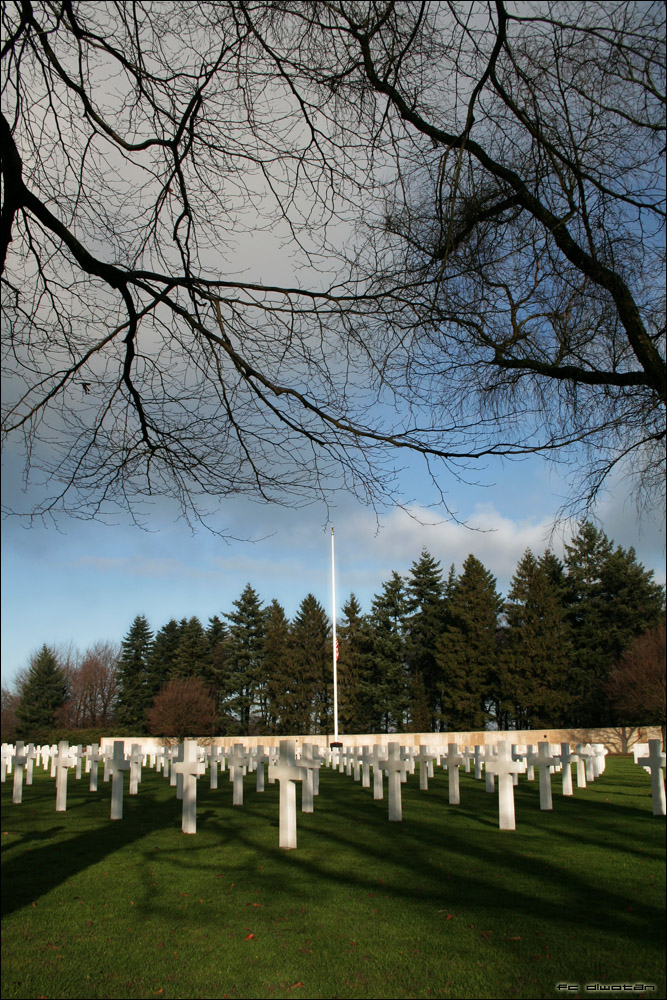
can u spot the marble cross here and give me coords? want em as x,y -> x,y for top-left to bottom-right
484,740 -> 526,830
527,741 -> 560,811
228,743 -> 248,806
414,746 -> 436,790
440,743 -> 465,805
378,742 -> 410,821
299,743 -> 322,813
129,743 -> 144,795
268,740 -> 306,849
107,741 -> 130,820
171,738 -> 207,833
54,741 -> 73,812
636,739 -> 666,816
559,742 -> 574,796
12,741 -> 28,804
87,743 -> 105,792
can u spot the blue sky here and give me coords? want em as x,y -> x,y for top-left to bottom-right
2,445 -> 664,690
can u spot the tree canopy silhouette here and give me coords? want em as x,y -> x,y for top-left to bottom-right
2,1 -> 664,527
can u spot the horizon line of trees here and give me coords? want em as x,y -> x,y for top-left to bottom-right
3,522 -> 665,743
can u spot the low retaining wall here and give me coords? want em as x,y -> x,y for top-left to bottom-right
101,725 -> 660,755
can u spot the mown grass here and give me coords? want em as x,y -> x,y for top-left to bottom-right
1,755 -> 664,999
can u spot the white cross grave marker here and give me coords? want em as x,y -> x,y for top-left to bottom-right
12,741 -> 28,804
441,743 -> 465,805
371,745 -> 385,800
129,743 -> 143,795
54,741 -> 73,812
379,742 -> 410,821
268,740 -> 306,849
87,743 -> 105,792
414,746 -> 436,791
299,743 -> 322,813
559,743 -> 574,796
636,739 -> 666,816
107,741 -> 130,820
171,738 -> 206,833
485,741 -> 526,830
228,743 -> 248,806
527,741 -> 560,811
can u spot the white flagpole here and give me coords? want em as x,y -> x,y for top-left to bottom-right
331,526 -> 339,742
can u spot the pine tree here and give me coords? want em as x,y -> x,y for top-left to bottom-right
263,600 -> 292,734
224,584 -> 266,733
502,549 -> 573,729
16,645 -> 68,739
437,555 -> 502,731
288,594 -> 331,735
171,616 -> 209,679
405,549 -> 447,730
204,615 -> 230,722
147,619 -> 183,697
564,522 -> 665,725
336,593 -> 374,735
368,571 -> 409,732
116,615 -> 154,731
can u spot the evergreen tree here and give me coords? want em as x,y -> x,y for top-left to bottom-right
116,615 -> 154,731
224,584 -> 266,733
204,615 -> 230,723
405,549 -> 447,730
368,571 -> 410,732
437,555 -> 502,731
502,549 -> 573,729
147,619 -> 182,697
288,594 -> 331,735
171,616 -> 209,679
263,600 -> 292,734
16,645 -> 68,739
564,522 -> 665,725
336,593 -> 374,735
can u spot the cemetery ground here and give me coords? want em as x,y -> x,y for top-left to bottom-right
1,755 -> 664,1000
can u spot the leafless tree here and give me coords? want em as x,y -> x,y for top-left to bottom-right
148,676 -> 218,740
607,623 -> 666,740
2,2 -> 664,529
56,640 -> 119,728
1,684 -> 20,739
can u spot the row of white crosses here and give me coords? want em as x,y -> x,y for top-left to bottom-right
635,740 -> 667,816
5,735 -> 663,846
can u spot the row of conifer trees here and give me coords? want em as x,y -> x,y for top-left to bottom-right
9,522 -> 664,740
113,522 -> 664,735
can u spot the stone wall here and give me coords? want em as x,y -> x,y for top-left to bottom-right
101,725 -> 661,754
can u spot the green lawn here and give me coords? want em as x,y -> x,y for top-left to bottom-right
1,754 -> 664,999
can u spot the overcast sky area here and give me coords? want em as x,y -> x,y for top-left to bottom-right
2,441 -> 664,690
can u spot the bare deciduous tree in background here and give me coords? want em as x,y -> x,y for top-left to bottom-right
2,1 -> 664,528
607,624 -> 666,740
148,677 -> 218,740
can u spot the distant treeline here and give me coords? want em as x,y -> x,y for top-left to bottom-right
5,522 -> 665,741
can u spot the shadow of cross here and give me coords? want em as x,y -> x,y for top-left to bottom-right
268,739 -> 306,849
